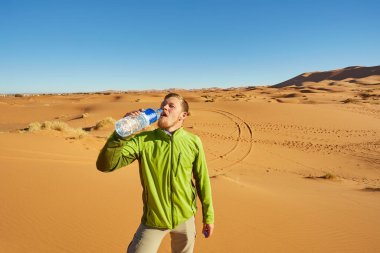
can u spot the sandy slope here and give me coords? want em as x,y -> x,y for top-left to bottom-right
0,83 -> 379,252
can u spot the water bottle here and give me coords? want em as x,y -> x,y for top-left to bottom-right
115,108 -> 163,137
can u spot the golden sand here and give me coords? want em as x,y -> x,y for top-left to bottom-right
1,67 -> 379,252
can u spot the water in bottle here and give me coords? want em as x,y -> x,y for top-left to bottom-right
115,108 -> 163,137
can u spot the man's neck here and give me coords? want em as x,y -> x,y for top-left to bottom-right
162,125 -> 182,135
164,124 -> 182,133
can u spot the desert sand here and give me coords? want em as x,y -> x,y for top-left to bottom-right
1,66 -> 380,252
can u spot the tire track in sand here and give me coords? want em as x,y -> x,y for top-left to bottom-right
197,109 -> 254,176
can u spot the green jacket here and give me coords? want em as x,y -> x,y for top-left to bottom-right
96,127 -> 214,229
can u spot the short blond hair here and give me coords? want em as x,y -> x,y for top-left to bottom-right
164,93 -> 190,115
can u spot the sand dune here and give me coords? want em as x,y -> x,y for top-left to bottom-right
1,68 -> 380,252
273,65 -> 380,88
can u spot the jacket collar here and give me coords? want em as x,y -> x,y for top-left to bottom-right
157,127 -> 185,139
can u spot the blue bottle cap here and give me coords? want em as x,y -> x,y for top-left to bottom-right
144,108 -> 161,124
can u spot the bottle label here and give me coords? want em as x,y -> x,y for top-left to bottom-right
144,108 -> 160,124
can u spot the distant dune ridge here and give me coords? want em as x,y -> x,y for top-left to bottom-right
272,65 -> 380,88
0,65 -> 379,253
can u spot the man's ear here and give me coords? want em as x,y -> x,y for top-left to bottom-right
179,112 -> 188,121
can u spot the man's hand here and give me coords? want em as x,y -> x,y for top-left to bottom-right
202,223 -> 214,238
123,109 -> 144,118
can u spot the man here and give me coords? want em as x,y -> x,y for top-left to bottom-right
96,93 -> 215,253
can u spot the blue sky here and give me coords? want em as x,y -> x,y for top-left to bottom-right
1,0 -> 379,94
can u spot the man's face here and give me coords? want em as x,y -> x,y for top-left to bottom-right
158,96 -> 186,131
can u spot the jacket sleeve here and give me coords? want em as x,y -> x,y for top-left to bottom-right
96,131 -> 140,172
193,137 -> 215,224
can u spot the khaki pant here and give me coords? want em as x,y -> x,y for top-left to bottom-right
127,216 -> 196,253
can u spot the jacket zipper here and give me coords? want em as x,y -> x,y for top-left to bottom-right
170,135 -> 175,228
175,152 -> 182,177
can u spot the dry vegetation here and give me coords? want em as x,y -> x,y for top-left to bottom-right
362,187 -> 380,192
26,120 -> 87,138
305,173 -> 337,180
94,117 -> 116,130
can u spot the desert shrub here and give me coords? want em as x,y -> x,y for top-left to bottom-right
300,89 -> 315,93
95,117 -> 116,130
42,120 -> 69,131
362,187 -> 380,192
341,98 -> 355,104
232,93 -> 247,98
81,113 -> 90,118
67,128 -> 88,139
305,173 -> 336,180
283,93 -> 298,98
320,173 -> 335,180
359,93 -> 376,99
27,120 -> 87,138
28,122 -> 42,132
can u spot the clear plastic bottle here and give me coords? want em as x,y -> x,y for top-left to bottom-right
115,108 -> 162,137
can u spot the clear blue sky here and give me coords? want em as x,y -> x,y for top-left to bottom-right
1,0 -> 379,94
